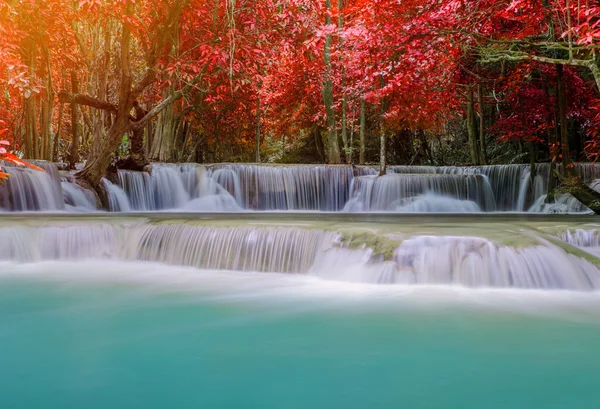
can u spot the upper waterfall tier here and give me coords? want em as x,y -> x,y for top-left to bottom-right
1,215 -> 599,290
2,162 -> 600,213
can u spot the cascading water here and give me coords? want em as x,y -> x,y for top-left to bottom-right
390,236 -> 600,289
0,163 -> 64,211
135,224 -> 337,273
343,174 -> 494,212
62,181 -> 97,211
109,164 -> 240,212
2,162 -> 600,213
117,165 -> 190,210
2,217 -> 600,290
556,228 -> 600,257
103,179 -> 132,212
207,164 -> 353,211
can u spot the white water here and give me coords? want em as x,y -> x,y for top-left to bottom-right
1,219 -> 600,291
0,165 -> 64,211
343,174 -> 491,212
2,162 -> 600,213
62,181 -> 97,210
103,179 -> 132,212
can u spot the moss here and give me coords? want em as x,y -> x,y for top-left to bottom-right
542,235 -> 600,267
337,231 -> 402,260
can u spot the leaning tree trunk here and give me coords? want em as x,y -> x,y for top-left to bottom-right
76,113 -> 131,208
554,170 -> 600,214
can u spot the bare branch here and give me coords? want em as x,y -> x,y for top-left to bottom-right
131,85 -> 191,130
58,91 -> 117,112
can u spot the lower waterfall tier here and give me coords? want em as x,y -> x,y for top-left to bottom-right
2,216 -> 600,291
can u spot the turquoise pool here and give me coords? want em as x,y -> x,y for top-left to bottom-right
1,261 -> 599,409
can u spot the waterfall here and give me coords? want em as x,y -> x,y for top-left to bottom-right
390,236 -> 600,289
344,174 -> 494,212
210,167 -> 244,206
0,163 -> 64,211
116,165 -> 190,210
62,181 -> 97,210
2,218 -> 600,290
110,164 -> 239,212
558,229 -> 600,248
135,224 -> 337,273
556,228 -> 600,257
103,179 -> 132,212
515,169 -> 532,212
2,162 -> 600,213
207,164 -> 353,210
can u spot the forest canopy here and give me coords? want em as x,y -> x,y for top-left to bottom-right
0,0 -> 599,192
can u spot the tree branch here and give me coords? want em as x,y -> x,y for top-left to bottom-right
58,91 -> 117,112
479,52 -> 600,91
131,0 -> 191,99
131,85 -> 190,130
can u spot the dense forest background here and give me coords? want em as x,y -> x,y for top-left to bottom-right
1,0 -> 599,187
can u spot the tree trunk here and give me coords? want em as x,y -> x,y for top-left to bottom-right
74,0 -> 187,205
193,133 -> 205,163
127,102 -> 150,171
322,0 -> 340,164
379,125 -> 387,176
40,46 -> 54,160
337,0 -> 350,163
477,83 -> 487,165
22,45 -> 39,159
341,97 -> 350,163
69,70 -> 80,169
255,97 -> 261,163
556,64 -> 571,173
23,96 -> 38,160
359,97 -> 366,165
76,113 -> 131,207
53,100 -> 64,162
466,87 -> 480,165
150,90 -> 175,162
528,141 -> 536,182
314,127 -> 326,163
546,80 -> 559,203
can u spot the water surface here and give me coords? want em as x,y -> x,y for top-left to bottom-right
1,261 -> 599,409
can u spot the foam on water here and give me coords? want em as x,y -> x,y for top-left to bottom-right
2,260 -> 600,320
2,219 -> 600,291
